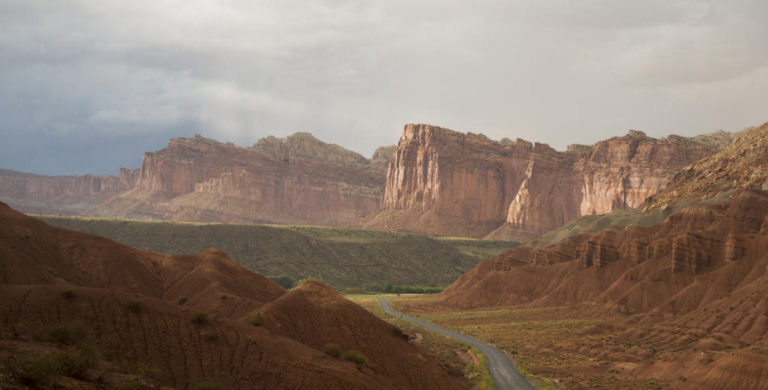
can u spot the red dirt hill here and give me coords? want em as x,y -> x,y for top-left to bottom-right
262,279 -> 464,390
0,202 -> 463,390
434,121 -> 768,390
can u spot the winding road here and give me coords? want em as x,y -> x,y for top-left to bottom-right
378,297 -> 536,390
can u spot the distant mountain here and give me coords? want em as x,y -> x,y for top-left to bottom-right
1,125 -> 746,240
1,133 -> 396,227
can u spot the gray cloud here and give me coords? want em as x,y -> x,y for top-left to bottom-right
1,0 -> 766,175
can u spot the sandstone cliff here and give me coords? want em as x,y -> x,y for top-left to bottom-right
0,168 -> 138,215
87,133 -> 388,226
360,124 -> 740,240
430,122 -> 768,390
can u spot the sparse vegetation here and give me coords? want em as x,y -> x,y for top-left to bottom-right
203,329 -> 218,341
192,310 -> 209,325
0,347 -> 97,386
268,274 -> 295,289
178,296 -> 188,305
37,322 -> 90,345
341,349 -> 368,369
192,381 -> 220,390
243,309 -> 265,326
1,354 -> 58,387
471,348 -> 496,390
55,349 -> 94,380
323,343 -> 341,358
127,298 -> 143,313
137,363 -> 163,383
38,215 -> 518,287
355,282 -> 445,294
120,379 -> 141,390
61,288 -> 76,299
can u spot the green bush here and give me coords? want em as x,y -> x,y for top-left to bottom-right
323,343 -> 341,358
43,322 -> 90,345
268,275 -> 294,289
127,299 -> 143,313
120,379 -> 141,390
341,349 -> 368,369
1,354 -> 58,386
220,294 -> 228,300
56,349 -> 93,380
192,311 -> 209,325
192,381 -> 220,390
61,289 -> 76,299
137,363 -> 163,383
243,309 -> 265,326
178,296 -> 188,305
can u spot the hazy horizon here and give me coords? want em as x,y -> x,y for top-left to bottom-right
2,0 -> 767,175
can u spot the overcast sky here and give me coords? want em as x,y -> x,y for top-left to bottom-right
2,0 -> 767,175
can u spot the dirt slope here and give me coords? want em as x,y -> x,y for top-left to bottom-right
0,201 -> 463,390
434,122 -> 768,390
0,200 -> 285,317
262,280 -> 464,390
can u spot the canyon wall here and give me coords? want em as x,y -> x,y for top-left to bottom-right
86,133 -> 391,226
441,122 -> 768,311
361,124 -> 740,241
0,168 -> 138,214
2,125 -> 744,235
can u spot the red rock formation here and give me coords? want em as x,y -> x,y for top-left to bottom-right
0,202 -> 464,390
262,280 -> 465,390
88,133 -> 388,226
0,168 -> 135,214
421,124 -> 768,390
362,124 -> 733,240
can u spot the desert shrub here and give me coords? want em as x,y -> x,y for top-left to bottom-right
127,299 -> 143,313
203,329 -> 218,341
178,296 -> 188,305
137,363 -> 163,383
43,322 -> 90,345
220,294 -> 228,300
323,343 -> 341,358
61,289 -> 76,299
56,349 -> 94,380
1,354 -> 58,386
268,275 -> 294,289
120,379 -> 141,390
192,311 -> 209,325
341,349 -> 368,369
192,381 -> 220,390
243,309 -> 265,327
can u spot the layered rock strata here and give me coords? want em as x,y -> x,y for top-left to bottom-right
87,133 -> 390,226
440,121 -> 768,315
430,123 -> 768,390
361,124 -> 738,240
0,168 -> 138,214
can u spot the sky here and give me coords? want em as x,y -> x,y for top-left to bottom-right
1,0 -> 767,175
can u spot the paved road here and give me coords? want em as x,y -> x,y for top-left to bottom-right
379,297 -> 536,390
